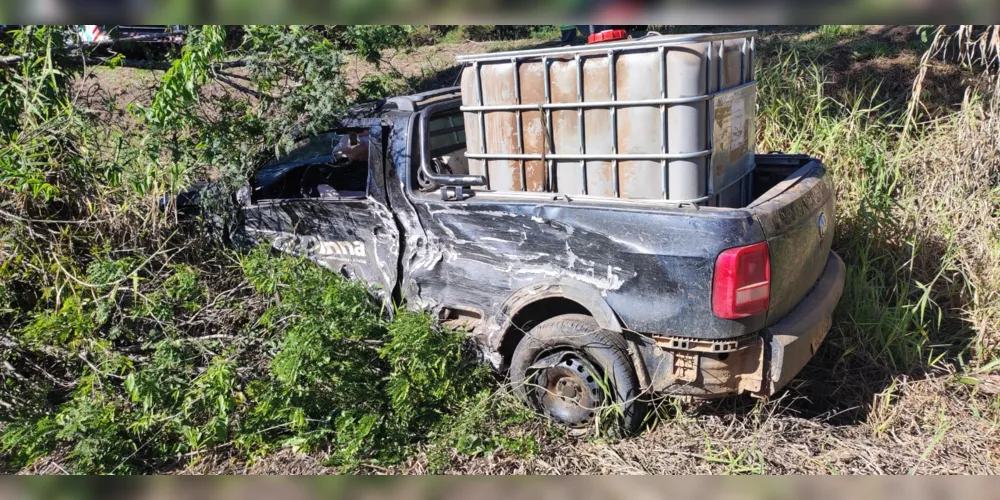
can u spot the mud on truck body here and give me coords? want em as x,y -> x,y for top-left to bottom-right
212,31 -> 845,432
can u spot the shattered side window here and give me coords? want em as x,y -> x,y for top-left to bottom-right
254,130 -> 371,201
427,113 -> 465,157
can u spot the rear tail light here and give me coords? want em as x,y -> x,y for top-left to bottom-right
712,242 -> 770,319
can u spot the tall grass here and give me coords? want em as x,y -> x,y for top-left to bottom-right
757,35 -> 999,373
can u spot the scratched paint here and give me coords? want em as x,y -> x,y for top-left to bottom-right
220,95 -> 836,400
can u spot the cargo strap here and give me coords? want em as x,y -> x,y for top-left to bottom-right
538,103 -> 549,190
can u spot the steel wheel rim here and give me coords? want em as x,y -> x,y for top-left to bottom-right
530,352 -> 603,428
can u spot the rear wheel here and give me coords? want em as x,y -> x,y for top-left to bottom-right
509,314 -> 646,434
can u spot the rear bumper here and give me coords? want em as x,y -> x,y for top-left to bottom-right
645,250 -> 845,397
636,251 -> 846,398
761,250 -> 846,394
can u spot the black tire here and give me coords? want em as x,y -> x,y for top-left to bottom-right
509,314 -> 646,434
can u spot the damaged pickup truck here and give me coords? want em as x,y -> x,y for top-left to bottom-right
204,31 -> 845,432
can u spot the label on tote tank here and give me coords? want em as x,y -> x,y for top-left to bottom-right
711,83 -> 757,186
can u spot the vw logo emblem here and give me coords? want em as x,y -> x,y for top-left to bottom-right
818,212 -> 828,238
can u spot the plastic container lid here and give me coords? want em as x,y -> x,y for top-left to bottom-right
587,29 -> 628,44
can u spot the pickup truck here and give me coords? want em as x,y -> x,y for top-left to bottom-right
197,86 -> 845,433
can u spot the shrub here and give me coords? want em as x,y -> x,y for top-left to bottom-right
1,245 -> 494,473
407,26 -> 438,47
437,25 -> 558,43
0,24 -> 502,474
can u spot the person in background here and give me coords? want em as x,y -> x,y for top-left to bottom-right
559,25 -> 614,45
559,25 -> 579,44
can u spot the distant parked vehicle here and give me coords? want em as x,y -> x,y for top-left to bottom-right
76,25 -> 185,45
74,25 -> 185,59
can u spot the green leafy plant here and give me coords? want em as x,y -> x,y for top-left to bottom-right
0,24 -> 508,474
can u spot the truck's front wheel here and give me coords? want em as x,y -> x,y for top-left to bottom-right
509,314 -> 646,434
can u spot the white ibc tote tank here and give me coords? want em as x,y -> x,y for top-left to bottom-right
458,30 -> 757,206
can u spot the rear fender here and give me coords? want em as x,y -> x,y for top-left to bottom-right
486,277 -> 624,351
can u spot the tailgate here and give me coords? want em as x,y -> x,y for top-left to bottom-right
749,158 -> 835,326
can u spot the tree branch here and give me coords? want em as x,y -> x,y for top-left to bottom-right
80,57 -> 249,71
216,74 -> 270,100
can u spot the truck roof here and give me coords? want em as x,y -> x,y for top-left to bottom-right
386,86 -> 461,111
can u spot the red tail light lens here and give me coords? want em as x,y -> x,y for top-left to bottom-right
712,242 -> 770,319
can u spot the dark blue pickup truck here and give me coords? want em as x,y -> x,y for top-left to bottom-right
189,83 -> 846,433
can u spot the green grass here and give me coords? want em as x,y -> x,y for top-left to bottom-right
816,25 -> 868,40
701,436 -> 766,474
851,38 -> 897,59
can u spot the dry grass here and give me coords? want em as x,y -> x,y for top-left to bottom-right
903,97 -> 1000,360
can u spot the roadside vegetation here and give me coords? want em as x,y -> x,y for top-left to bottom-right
760,26 -> 1000,371
0,25 -> 542,474
1,25 -> 999,474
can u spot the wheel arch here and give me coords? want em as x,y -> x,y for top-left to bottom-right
489,278 -> 625,370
